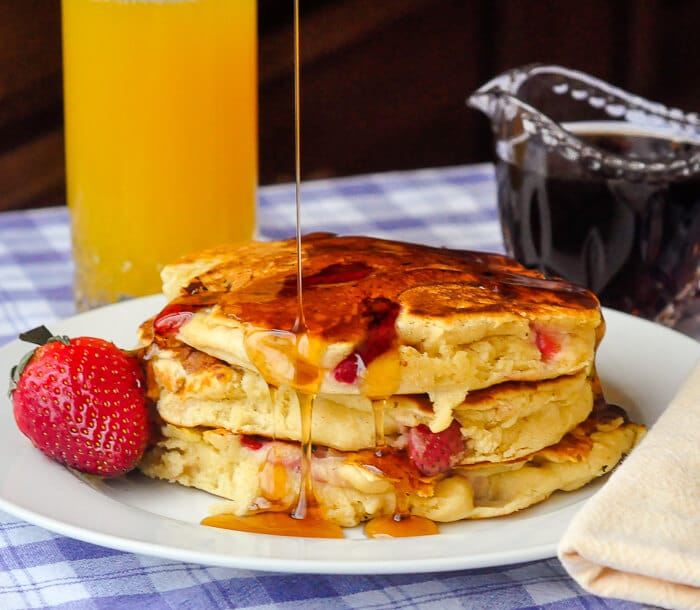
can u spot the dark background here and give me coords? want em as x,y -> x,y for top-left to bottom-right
2,0 -> 699,211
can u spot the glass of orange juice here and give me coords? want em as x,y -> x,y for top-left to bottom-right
61,0 -> 257,311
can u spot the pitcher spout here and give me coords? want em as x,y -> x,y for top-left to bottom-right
467,64 -> 540,119
468,63 -> 700,181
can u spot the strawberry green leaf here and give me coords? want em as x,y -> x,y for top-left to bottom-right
9,326 -> 70,397
9,349 -> 36,396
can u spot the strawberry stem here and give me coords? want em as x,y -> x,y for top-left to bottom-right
19,325 -> 58,346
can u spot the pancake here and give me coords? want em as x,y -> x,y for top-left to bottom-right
142,341 -> 595,461
138,404 -> 645,527
145,234 -> 603,399
135,234 -> 644,532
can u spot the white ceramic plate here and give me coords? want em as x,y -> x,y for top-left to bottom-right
0,296 -> 697,574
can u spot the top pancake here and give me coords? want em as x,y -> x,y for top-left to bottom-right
146,234 -> 603,397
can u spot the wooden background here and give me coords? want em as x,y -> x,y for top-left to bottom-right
2,0 -> 700,211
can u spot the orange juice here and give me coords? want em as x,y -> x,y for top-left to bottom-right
62,0 -> 257,310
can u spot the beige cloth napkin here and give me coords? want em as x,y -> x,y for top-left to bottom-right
558,360 -> 700,610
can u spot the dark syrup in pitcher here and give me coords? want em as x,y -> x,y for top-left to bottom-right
496,121 -> 700,321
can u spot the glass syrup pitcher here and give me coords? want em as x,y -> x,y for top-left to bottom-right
468,64 -> 700,328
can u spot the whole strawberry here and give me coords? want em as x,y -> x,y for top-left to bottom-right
407,420 -> 465,477
9,326 -> 148,477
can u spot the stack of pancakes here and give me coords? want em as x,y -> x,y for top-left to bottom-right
137,234 -> 644,527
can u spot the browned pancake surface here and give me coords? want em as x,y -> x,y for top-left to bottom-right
163,233 -> 600,343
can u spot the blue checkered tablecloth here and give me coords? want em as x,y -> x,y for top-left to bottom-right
0,165 -> 648,609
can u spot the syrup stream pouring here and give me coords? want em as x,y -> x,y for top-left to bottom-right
289,0 -> 315,523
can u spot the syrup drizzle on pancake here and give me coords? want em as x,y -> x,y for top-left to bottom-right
161,236 -> 599,353
373,399 -> 387,449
